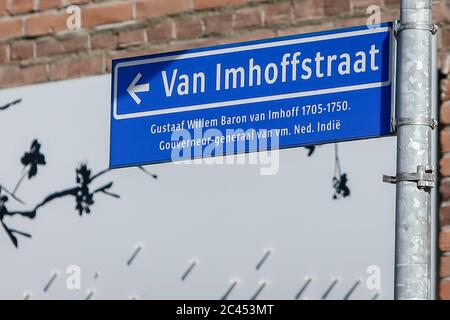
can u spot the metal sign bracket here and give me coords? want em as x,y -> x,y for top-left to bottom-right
391,117 -> 438,131
393,19 -> 438,35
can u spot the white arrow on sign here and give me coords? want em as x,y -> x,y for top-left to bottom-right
127,73 -> 150,105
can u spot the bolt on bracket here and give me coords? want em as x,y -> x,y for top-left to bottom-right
383,165 -> 435,191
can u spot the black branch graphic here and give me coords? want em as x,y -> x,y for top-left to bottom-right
0,184 -> 25,205
1,160 -> 157,248
0,98 -> 21,111
138,166 -> 158,180
0,99 -> 146,248
0,188 -> 32,248
34,164 -> 119,217
1,164 -> 120,247
305,146 -> 319,157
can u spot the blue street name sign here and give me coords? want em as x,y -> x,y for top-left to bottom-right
110,23 -> 394,168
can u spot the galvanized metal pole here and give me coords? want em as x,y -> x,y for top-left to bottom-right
395,0 -> 434,300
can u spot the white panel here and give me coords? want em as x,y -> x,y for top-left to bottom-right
0,75 -> 395,300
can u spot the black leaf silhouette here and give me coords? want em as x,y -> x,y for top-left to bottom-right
21,139 -> 46,179
332,144 -> 351,200
333,174 -> 351,199
13,139 -> 47,196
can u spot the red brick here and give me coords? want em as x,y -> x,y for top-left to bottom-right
25,12 -> 68,36
433,1 -> 450,24
441,228 -> 450,251
0,18 -> 23,40
0,44 -> 8,63
91,33 -> 118,50
66,0 -> 89,5
220,29 -> 276,44
380,11 -> 400,23
0,0 -> 7,16
441,101 -> 450,125
10,0 -> 35,15
36,38 -> 61,57
107,49 -> 143,62
442,129 -> 450,153
0,64 -> 48,89
265,2 -> 292,25
441,28 -> 450,49
323,0 -> 350,16
234,8 -> 262,29
277,22 -> 334,36
442,78 -> 450,101
352,0 -> 382,9
60,35 -> 88,54
204,13 -> 232,35
441,205 -> 450,226
50,55 -> 104,81
441,280 -> 450,300
293,0 -> 322,19
442,179 -> 450,201
441,255 -> 450,278
10,40 -> 34,61
166,38 -> 219,52
335,17 -> 376,28
106,46 -> 164,72
118,29 -> 146,48
194,0 -> 246,10
40,0 -> 62,11
439,155 -> 450,177
440,52 -> 450,75
82,2 -> 132,28
384,0 -> 400,8
136,0 -> 191,19
176,19 -> 203,40
147,20 -> 175,43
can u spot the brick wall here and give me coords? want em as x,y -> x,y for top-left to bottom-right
1,0 -> 450,299
0,0 -> 401,88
